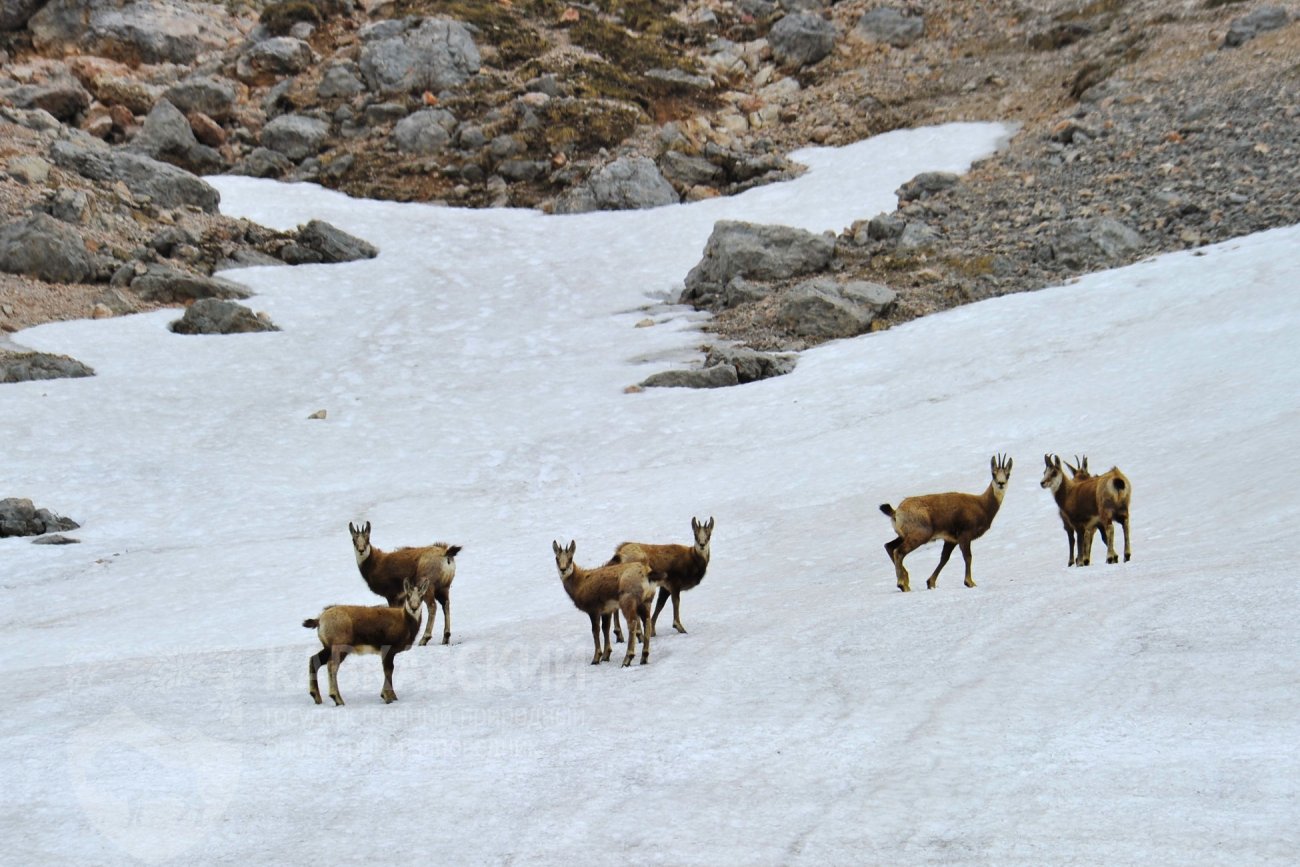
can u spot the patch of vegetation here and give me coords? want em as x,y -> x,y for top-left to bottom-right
386,1 -> 553,67
943,254 -> 996,278
530,97 -> 641,153
570,16 -> 695,74
260,0 -> 321,35
1204,0 -> 1248,7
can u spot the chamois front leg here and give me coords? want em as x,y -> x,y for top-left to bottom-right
327,646 -> 349,706
419,596 -> 436,646
1063,521 -> 1076,567
380,647 -> 399,703
960,540 -> 976,588
612,611 -> 624,644
600,613 -> 613,661
649,586 -> 671,636
438,591 -> 451,645
926,540 -> 956,590
308,648 -> 329,705
588,612 -> 603,665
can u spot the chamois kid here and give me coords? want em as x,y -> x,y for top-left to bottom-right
349,521 -> 461,646
608,516 -> 713,637
881,455 -> 1012,591
304,576 -> 428,706
553,540 -> 657,667
1039,454 -> 1132,566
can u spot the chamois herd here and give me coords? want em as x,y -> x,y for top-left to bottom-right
304,456 -> 1130,705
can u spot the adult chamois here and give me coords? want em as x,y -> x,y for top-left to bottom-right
1040,454 -> 1132,566
305,576 -> 428,706
349,521 -> 461,646
608,516 -> 713,637
881,455 -> 1013,591
552,540 -> 658,667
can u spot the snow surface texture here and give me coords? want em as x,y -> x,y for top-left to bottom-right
2,122 -> 1298,865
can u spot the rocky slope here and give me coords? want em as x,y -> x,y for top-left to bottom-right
2,0 -> 1297,378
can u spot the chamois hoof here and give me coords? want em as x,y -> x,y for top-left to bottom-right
442,634 -> 450,645
673,624 -> 687,634
1107,555 -> 1119,564
330,695 -> 344,706
1125,554 -> 1131,562
382,694 -> 396,704
418,637 -> 430,647
965,581 -> 977,588
310,693 -> 322,705
622,657 -> 633,668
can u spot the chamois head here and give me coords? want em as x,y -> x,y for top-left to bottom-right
691,516 -> 715,553
990,453 -> 1013,498
348,520 -> 372,559
1040,454 -> 1068,491
1065,455 -> 1090,479
552,540 -> 578,577
399,575 -> 430,614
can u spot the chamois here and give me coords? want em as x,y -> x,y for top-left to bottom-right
608,516 -> 713,637
1040,454 -> 1132,566
552,540 -> 657,667
304,576 -> 428,706
881,454 -> 1013,591
349,521 -> 461,646
1050,455 -> 1093,566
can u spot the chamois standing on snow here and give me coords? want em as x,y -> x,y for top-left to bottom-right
608,516 -> 713,637
552,540 -> 658,667
881,455 -> 1013,591
349,521 -> 461,646
304,576 -> 428,705
1040,454 -> 1132,566
1049,455 -> 1093,566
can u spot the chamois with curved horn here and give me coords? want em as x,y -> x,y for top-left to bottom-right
880,454 -> 1013,591
349,521 -> 461,646
304,576 -> 428,706
553,540 -> 657,667
608,516 -> 713,637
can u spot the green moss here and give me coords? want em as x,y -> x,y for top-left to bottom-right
570,16 -> 694,74
531,97 -> 640,153
259,0 -> 322,35
386,1 -> 551,67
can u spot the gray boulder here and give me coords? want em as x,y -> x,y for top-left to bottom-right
658,151 -> 724,188
359,17 -> 481,95
127,99 -> 222,174
867,212 -> 905,241
769,12 -> 837,69
856,7 -> 924,48
170,299 -> 279,335
642,364 -> 740,390
0,213 -> 94,283
163,76 -> 239,120
585,156 -> 678,211
897,171 -> 959,200
261,114 -> 329,162
0,351 -> 94,384
777,277 -> 896,340
230,147 -> 294,178
1,0 -> 48,31
29,0 -> 239,65
110,151 -> 222,212
705,346 -> 797,383
682,220 -> 836,306
0,497 -> 80,537
1224,7 -> 1289,48
7,78 -> 91,122
391,108 -> 455,155
897,220 -> 940,250
318,62 -> 365,99
286,220 -> 378,264
131,265 -> 251,303
1047,218 -> 1144,269
235,36 -> 314,84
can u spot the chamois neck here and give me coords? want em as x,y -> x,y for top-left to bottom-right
985,482 -> 1006,513
694,542 -> 711,565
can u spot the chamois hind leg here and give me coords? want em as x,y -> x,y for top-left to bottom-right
649,585 -> 671,636
667,589 -> 686,634
960,540 -> 976,588
638,602 -> 652,664
1100,514 -> 1121,564
327,646 -> 350,706
926,540 -> 956,590
1118,511 -> 1131,562
888,536 -> 918,592
600,613 -> 613,661
611,610 -> 624,644
620,598 -> 641,667
308,647 -> 329,705
1062,520 -> 1076,567
437,589 -> 451,645
380,646 -> 398,704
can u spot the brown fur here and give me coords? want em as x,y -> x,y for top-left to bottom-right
349,521 -> 461,646
305,578 -> 427,706
608,516 -> 713,637
1040,454 -> 1132,566
881,455 -> 1012,591
553,540 -> 657,667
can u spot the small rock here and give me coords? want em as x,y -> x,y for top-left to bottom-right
308,409 -> 327,420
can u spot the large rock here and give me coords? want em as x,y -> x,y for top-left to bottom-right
130,264 -> 251,303
1047,218 -> 1144,269
30,0 -> 239,65
164,76 -> 239,121
641,364 -> 740,390
0,352 -> 94,384
581,156 -> 679,212
705,346 -> 797,383
391,108 -> 455,155
7,78 -> 91,122
0,0 -> 49,31
0,213 -> 94,283
897,171 -> 959,201
358,17 -> 481,95
170,299 -> 279,335
769,12 -> 837,69
855,7 -> 925,48
1224,7 -> 1289,48
235,36 -> 315,85
230,147 -> 294,178
0,497 -> 80,537
50,138 -> 221,212
281,220 -> 379,264
776,277 -> 896,340
260,114 -> 329,162
681,220 -> 836,306
127,99 -> 223,174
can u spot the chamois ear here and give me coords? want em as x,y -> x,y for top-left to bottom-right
567,540 -> 577,556
552,540 -> 561,556
1044,454 -> 1053,468
706,516 -> 715,532
363,521 -> 371,535
1005,456 -> 1012,473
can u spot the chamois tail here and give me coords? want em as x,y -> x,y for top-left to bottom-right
302,618 -> 319,629
879,503 -> 895,518
444,544 -> 463,559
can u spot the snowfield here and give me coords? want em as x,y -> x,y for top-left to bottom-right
2,122 -> 1298,865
